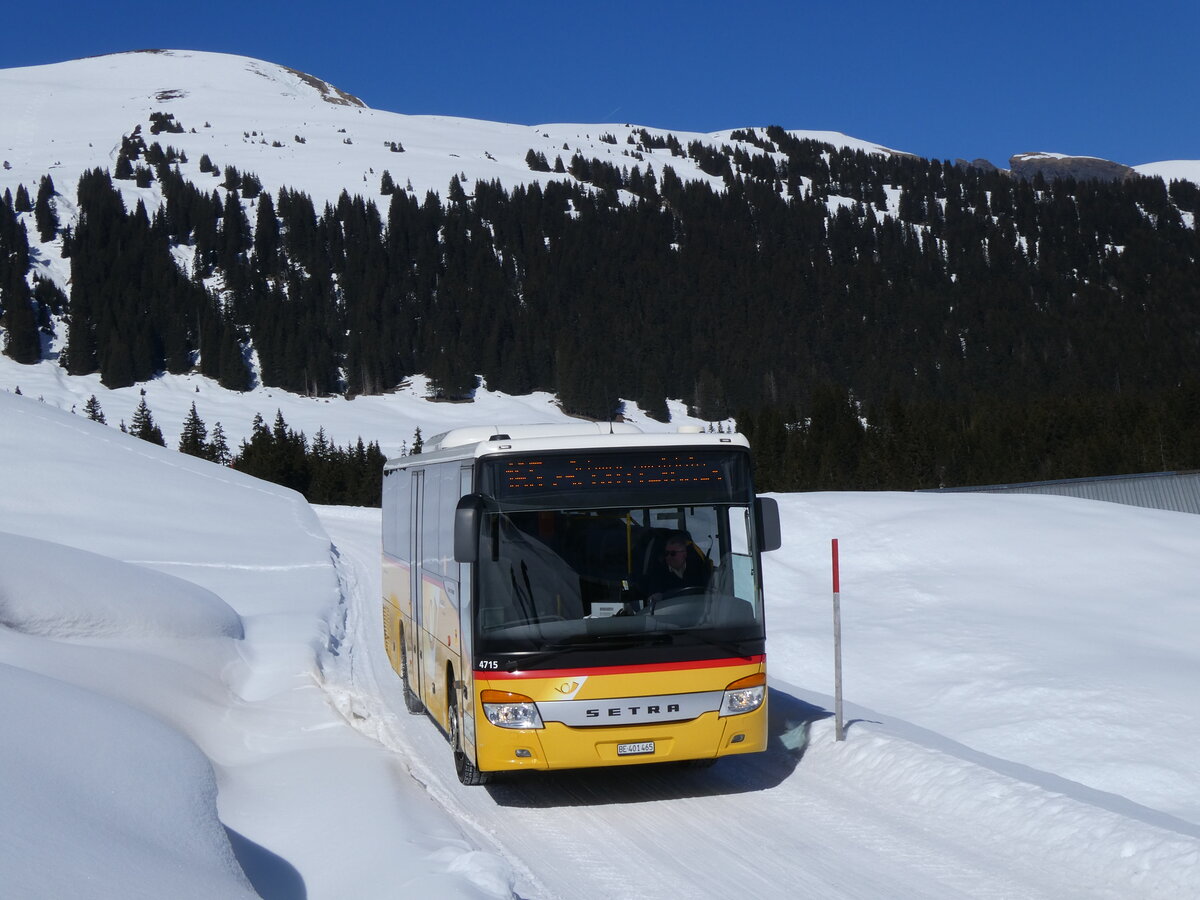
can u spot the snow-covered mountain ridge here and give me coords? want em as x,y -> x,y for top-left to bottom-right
0,48 -> 895,213
5,48 -> 1194,217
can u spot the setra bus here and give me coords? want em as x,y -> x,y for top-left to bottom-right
381,423 -> 781,784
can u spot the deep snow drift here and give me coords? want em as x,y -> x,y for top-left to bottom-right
2,387 -> 1199,898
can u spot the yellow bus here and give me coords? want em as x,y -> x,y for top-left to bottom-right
381,423 -> 781,784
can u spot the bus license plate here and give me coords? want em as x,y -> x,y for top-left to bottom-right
617,741 -> 655,756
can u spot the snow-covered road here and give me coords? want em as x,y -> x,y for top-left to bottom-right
316,506 -> 1199,900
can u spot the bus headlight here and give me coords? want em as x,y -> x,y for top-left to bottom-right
481,690 -> 544,729
719,673 -> 766,717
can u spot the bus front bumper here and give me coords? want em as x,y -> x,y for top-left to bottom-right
473,703 -> 767,773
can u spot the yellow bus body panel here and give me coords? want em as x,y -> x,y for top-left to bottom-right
472,661 -> 767,772
416,575 -> 463,731
381,555 -> 410,673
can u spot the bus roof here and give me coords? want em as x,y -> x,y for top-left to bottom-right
424,422 -> 644,451
384,424 -> 749,470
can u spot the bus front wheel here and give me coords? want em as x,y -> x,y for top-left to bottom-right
448,691 -> 491,786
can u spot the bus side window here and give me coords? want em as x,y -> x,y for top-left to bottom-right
726,508 -> 755,604
421,466 -> 442,576
382,468 -> 411,563
396,470 -> 411,563
382,471 -> 393,552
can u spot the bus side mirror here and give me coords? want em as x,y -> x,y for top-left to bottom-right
755,497 -> 781,552
454,494 -> 484,563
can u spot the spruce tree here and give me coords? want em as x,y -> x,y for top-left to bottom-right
113,153 -> 134,181
83,395 -> 106,423
1,288 -> 39,364
207,422 -> 232,465
13,184 -> 32,213
35,175 -> 58,242
178,402 -> 209,457
0,197 -> 38,364
129,397 -> 165,446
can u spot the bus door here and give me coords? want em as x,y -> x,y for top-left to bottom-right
455,465 -> 477,759
409,469 -> 426,705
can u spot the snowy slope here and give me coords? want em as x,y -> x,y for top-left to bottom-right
0,49 -> 896,215
3,389 -> 1199,898
1134,159 -> 1200,184
0,391 -> 509,897
4,48 -> 1195,225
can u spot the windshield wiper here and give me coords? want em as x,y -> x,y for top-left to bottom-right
679,632 -> 760,659
501,635 -> 668,671
501,643 -> 577,672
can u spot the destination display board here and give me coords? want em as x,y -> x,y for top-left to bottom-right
481,450 -> 750,505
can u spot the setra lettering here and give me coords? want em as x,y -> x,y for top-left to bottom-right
583,703 -> 683,718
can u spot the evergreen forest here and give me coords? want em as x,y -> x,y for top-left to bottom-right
3,124 -> 1200,494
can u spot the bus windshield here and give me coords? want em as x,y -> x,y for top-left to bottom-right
472,498 -> 765,669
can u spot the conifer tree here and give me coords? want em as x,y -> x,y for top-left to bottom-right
129,397 -> 165,446
0,196 -> 38,364
178,402 -> 208,457
207,422 -> 232,465
253,192 -> 279,273
1,289 -> 39,364
83,395 -> 106,424
35,175 -> 58,242
13,184 -> 32,213
113,153 -> 134,181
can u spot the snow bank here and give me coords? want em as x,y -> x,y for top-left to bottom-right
0,663 -> 257,899
0,531 -> 243,639
0,392 -> 330,569
799,712 -> 1200,899
0,388 -> 513,900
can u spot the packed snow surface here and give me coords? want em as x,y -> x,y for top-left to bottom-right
2,388 -> 1199,899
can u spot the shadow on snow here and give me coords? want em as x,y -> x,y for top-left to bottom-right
486,687 -> 831,808
225,825 -> 307,900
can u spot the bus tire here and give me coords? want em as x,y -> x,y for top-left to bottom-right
449,691 -> 491,786
400,641 -> 424,714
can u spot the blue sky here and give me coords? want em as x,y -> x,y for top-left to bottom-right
5,0 -> 1198,168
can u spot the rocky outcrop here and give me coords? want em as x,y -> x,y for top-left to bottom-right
1009,152 -> 1134,182
955,158 -> 1000,173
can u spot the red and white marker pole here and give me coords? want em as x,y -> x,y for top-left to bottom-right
832,538 -> 844,741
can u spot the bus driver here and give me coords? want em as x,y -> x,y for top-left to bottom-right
642,531 -> 711,605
